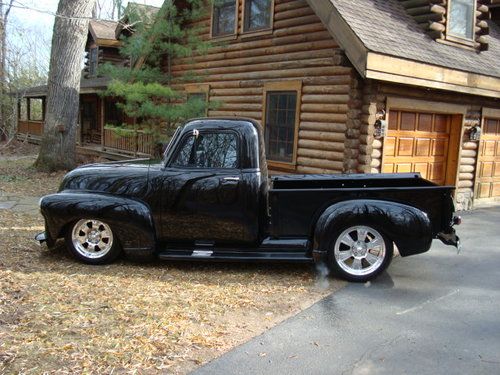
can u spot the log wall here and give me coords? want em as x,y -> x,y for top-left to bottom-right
171,0 -> 355,173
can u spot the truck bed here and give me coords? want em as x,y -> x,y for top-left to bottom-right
269,173 -> 455,238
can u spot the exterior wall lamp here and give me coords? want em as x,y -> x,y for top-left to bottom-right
468,125 -> 481,141
374,110 -> 387,139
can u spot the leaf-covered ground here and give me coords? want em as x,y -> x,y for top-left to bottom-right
0,151 -> 342,374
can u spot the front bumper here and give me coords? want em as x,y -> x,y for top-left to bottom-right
35,231 -> 56,248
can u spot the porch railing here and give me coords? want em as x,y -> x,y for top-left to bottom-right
103,128 -> 155,156
18,120 -> 43,136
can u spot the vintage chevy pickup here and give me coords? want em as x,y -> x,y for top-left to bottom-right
37,118 -> 461,281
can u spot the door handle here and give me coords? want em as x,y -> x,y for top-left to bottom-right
223,177 -> 240,182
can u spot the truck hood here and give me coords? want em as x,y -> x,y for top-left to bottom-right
59,161 -> 161,197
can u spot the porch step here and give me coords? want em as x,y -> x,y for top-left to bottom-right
158,249 -> 313,263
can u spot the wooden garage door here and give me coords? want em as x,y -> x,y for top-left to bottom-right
383,110 -> 458,185
477,118 -> 500,198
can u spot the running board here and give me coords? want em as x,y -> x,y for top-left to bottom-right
157,249 -> 313,263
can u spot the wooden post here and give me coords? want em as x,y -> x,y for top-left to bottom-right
100,96 -> 105,151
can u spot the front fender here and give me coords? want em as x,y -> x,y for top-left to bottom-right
40,191 -> 156,253
314,199 -> 432,257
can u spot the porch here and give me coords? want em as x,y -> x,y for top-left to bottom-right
17,93 -> 155,161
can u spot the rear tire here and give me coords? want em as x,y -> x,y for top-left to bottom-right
65,219 -> 122,265
326,224 -> 393,282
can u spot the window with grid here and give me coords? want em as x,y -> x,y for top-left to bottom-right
212,0 -> 236,37
244,0 -> 272,32
448,0 -> 475,40
264,91 -> 297,163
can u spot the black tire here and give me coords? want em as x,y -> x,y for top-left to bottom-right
326,223 -> 393,282
65,219 -> 122,265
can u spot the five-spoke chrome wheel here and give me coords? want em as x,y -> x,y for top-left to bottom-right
328,224 -> 393,282
69,219 -> 116,262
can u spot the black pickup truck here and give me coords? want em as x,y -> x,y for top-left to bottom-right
37,118 -> 460,282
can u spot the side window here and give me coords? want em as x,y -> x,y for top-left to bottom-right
171,132 -> 239,169
243,0 -> 273,32
212,0 -> 237,37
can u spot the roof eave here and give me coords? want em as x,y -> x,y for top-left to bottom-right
305,0 -> 368,77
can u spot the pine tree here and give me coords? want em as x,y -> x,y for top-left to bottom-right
101,0 -> 211,157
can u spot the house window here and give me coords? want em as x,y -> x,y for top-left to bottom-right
263,81 -> 302,168
104,99 -> 123,126
212,0 -> 237,37
89,47 -> 99,76
186,84 -> 210,117
28,98 -> 44,121
19,99 -> 28,121
448,0 -> 476,40
243,0 -> 273,32
171,132 -> 239,169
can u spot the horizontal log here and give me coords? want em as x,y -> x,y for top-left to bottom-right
297,148 -> 344,161
460,157 -> 476,166
274,6 -> 315,22
299,130 -> 345,142
296,165 -> 341,174
299,122 -> 346,132
459,165 -> 475,173
462,141 -> 479,150
301,103 -> 349,114
211,95 -> 262,104
461,149 -> 477,158
302,85 -> 351,95
458,180 -> 474,188
298,139 -> 345,152
302,94 -> 350,104
297,157 -> 344,171
300,112 -> 348,123
459,172 -> 475,181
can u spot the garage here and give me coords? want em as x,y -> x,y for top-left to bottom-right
382,109 -> 460,186
477,117 -> 500,199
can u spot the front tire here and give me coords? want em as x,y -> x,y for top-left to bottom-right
65,219 -> 121,264
327,224 -> 393,282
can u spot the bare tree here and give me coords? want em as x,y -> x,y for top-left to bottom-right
35,0 -> 96,171
0,0 -> 14,141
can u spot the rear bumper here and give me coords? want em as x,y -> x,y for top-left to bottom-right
437,228 -> 461,250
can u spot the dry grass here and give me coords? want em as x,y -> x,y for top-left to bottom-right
0,155 -> 342,374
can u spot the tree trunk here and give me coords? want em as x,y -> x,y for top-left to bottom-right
0,1 -> 13,142
35,0 -> 95,171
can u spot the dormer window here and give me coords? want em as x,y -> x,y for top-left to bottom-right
448,0 -> 476,40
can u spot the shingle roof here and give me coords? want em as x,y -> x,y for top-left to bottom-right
330,0 -> 500,79
18,77 -> 110,97
89,20 -> 119,41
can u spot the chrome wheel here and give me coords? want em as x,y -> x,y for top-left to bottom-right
334,225 -> 386,277
71,219 -> 114,259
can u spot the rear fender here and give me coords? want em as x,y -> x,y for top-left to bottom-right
314,199 -> 432,257
40,191 -> 156,253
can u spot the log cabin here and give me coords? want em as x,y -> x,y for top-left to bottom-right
17,4 -> 160,158
17,0 -> 500,210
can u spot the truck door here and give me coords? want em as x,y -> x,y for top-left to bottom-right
159,130 -> 258,245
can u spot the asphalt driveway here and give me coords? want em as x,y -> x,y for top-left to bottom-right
195,206 -> 500,375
